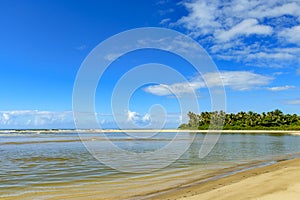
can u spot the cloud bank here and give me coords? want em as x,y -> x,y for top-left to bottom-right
171,0 -> 300,68
0,110 -> 74,129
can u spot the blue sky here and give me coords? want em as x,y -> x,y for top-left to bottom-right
1,0 -> 300,129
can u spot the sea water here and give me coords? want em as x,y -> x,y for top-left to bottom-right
1,131 -> 300,199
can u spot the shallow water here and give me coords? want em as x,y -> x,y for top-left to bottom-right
1,131 -> 300,199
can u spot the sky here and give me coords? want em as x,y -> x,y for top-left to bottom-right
1,0 -> 300,129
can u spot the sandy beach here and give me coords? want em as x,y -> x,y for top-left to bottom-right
152,157 -> 300,200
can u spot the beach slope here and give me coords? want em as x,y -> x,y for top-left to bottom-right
154,158 -> 300,200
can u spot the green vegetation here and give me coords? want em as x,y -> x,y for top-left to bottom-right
179,109 -> 300,130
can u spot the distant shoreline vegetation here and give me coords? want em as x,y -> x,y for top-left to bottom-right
179,110 -> 300,130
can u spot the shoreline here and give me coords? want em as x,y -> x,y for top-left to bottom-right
1,129 -> 300,136
148,156 -> 300,200
102,129 -> 300,136
3,154 -> 300,200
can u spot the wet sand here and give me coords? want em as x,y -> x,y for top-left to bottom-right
152,157 -> 300,200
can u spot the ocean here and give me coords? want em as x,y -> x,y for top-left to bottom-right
1,130 -> 300,199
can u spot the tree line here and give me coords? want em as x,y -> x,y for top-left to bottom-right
179,109 -> 300,130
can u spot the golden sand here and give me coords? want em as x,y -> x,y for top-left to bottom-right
152,157 -> 300,200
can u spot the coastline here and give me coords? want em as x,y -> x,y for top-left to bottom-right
1,129 -> 300,136
103,129 -> 300,136
149,156 -> 300,200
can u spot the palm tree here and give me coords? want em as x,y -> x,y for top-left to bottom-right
187,112 -> 200,128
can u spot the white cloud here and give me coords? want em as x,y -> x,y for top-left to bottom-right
248,2 -> 300,19
285,99 -> 300,105
75,45 -> 87,51
144,71 -> 272,96
127,110 -> 139,122
247,52 -> 294,60
1,113 -> 10,125
267,85 -> 295,91
177,1 -> 221,36
2,113 -> 9,121
160,18 -> 171,25
215,19 -> 272,42
100,119 -> 106,125
0,110 -> 73,128
142,113 -> 151,122
172,0 -> 300,67
127,110 -> 151,124
0,110 -> 182,129
144,85 -> 170,96
144,81 -> 204,96
104,53 -> 123,61
207,71 -> 272,90
279,25 -> 300,43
